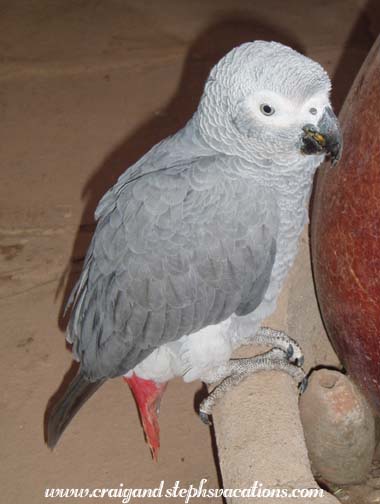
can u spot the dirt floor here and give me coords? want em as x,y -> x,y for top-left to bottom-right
1,1 -> 379,503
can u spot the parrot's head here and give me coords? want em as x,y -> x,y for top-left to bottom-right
197,41 -> 342,170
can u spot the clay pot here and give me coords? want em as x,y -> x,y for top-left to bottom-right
311,36 -> 380,413
300,369 -> 375,485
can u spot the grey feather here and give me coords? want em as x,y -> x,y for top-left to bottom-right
68,145 -> 277,380
67,40 -> 333,382
48,40 -> 338,454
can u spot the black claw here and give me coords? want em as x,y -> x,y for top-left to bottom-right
286,344 -> 294,359
299,376 -> 308,394
199,411 -> 212,426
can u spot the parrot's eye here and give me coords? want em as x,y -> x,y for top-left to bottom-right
309,107 -> 318,115
260,104 -> 275,116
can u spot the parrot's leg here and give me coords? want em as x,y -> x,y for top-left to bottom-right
199,348 -> 306,425
252,327 -> 304,366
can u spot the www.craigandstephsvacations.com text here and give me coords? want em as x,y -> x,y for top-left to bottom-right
45,479 -> 324,502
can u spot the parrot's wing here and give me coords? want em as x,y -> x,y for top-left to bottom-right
67,154 -> 278,380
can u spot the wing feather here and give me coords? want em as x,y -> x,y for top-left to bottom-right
68,153 -> 278,380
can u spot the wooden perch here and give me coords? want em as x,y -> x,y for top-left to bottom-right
210,229 -> 341,503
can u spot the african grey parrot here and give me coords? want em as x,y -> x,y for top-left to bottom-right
47,41 -> 342,457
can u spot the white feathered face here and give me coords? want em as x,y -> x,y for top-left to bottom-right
198,41 -> 342,167
242,90 -> 329,134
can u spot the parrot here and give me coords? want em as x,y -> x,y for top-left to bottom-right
47,41 -> 342,459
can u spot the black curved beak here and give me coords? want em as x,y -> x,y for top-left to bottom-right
301,107 -> 343,166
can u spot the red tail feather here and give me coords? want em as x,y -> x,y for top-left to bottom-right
124,374 -> 167,460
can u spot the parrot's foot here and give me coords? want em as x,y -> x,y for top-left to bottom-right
253,327 -> 304,367
199,348 -> 306,425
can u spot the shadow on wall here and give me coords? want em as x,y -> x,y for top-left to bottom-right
56,0 -> 380,336
309,0 -> 378,219
331,0 -> 378,112
47,12 -> 302,463
57,0 -> 380,330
